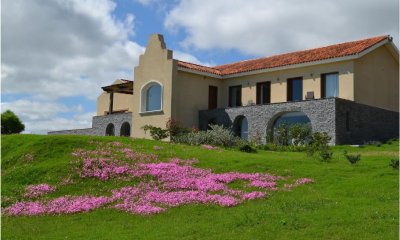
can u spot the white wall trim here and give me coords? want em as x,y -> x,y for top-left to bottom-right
139,80 -> 164,113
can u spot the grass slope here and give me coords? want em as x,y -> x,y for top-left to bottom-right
1,134 -> 399,240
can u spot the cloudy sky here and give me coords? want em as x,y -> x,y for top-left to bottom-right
1,0 -> 398,133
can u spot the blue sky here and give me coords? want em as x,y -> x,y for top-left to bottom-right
2,0 -> 398,133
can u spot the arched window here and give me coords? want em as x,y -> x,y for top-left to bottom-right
120,122 -> 131,137
272,111 -> 311,144
105,123 -> 115,136
141,82 -> 162,112
233,116 -> 248,140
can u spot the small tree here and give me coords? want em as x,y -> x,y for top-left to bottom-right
1,110 -> 25,134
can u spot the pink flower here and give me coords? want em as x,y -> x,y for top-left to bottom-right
201,144 -> 218,150
24,184 -> 55,198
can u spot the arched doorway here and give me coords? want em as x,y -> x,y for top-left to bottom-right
105,123 -> 115,136
233,116 -> 248,140
120,122 -> 131,137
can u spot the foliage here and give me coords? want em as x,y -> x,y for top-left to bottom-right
288,123 -> 311,146
273,122 -> 289,145
239,144 -> 257,153
343,150 -> 361,164
174,124 -> 242,147
1,110 -> 25,134
1,135 -> 399,239
142,125 -> 169,140
306,132 -> 333,162
260,143 -> 306,152
166,118 -> 192,139
389,159 -> 399,169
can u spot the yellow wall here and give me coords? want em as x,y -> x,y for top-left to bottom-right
354,44 -> 399,112
221,60 -> 354,106
174,71 -> 222,127
97,80 -> 134,116
131,34 -> 175,138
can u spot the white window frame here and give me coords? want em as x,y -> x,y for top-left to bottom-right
139,80 -> 163,114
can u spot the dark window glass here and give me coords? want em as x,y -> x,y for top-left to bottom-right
256,81 -> 271,104
146,84 -> 162,111
229,85 -> 242,107
287,78 -> 303,101
321,73 -> 339,98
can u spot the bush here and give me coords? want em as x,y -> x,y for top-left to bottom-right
1,110 -> 25,134
274,122 -> 289,145
239,144 -> 257,153
389,159 -> 399,169
343,151 -> 361,164
288,123 -> 311,146
166,118 -> 192,139
174,124 -> 242,147
306,132 -> 332,162
142,125 -> 169,140
260,143 -> 306,152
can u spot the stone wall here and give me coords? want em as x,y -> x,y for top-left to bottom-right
199,98 -> 399,145
199,98 -> 337,144
48,112 -> 132,137
335,99 -> 399,144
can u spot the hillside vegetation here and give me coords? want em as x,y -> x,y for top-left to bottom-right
1,134 -> 399,240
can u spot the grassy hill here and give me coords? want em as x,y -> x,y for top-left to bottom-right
1,134 -> 399,240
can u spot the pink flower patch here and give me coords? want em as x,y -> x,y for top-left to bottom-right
24,184 -> 55,198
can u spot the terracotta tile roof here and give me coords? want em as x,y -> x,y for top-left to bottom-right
176,35 -> 389,76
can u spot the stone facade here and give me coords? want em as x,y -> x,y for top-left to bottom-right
48,112 -> 132,137
199,98 -> 398,145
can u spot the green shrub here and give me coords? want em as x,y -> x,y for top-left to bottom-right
260,143 -> 306,152
343,151 -> 361,164
239,144 -> 257,153
274,122 -> 289,145
389,159 -> 399,169
142,125 -> 169,140
166,118 -> 192,139
174,124 -> 242,147
288,123 -> 311,146
306,132 -> 333,162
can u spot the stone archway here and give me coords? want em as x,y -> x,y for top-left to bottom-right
105,123 -> 115,136
120,122 -> 131,137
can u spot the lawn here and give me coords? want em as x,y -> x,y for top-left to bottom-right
1,134 -> 398,240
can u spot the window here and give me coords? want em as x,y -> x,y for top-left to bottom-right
272,112 -> 311,144
287,77 -> 303,101
229,85 -> 242,107
321,73 -> 339,98
233,116 -> 248,140
141,82 -> 162,113
105,123 -> 115,136
256,81 -> 271,104
208,86 -> 218,109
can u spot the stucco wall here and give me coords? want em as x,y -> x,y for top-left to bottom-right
97,80 -> 134,116
354,44 -> 399,112
131,34 -> 175,138
221,60 -> 354,107
174,71 -> 222,128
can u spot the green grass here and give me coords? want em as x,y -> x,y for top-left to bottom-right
1,134 -> 399,240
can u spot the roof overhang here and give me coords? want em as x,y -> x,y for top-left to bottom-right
177,38 -> 395,79
102,81 -> 133,94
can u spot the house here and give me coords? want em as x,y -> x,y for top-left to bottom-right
49,34 -> 399,144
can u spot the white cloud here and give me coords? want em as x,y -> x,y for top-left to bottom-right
173,51 -> 213,66
1,100 -> 94,134
1,0 -> 146,133
165,0 -> 399,56
2,0 -> 144,100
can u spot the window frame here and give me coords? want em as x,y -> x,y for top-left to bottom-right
287,77 -> 303,102
228,85 -> 242,107
256,81 -> 271,104
321,72 -> 339,99
140,81 -> 163,114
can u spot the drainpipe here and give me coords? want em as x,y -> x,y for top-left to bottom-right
109,92 -> 114,115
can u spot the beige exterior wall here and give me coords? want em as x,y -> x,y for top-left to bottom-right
131,34 -> 175,138
221,60 -> 354,106
96,80 -> 134,116
174,71 -> 222,128
354,44 -> 399,112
